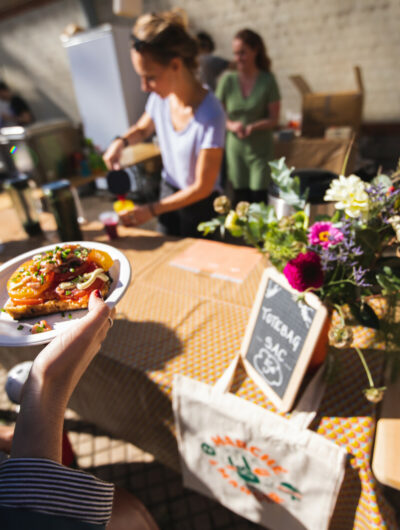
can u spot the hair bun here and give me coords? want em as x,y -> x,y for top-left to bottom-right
161,8 -> 189,30
133,9 -> 198,72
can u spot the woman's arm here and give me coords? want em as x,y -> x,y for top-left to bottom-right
244,100 -> 280,136
120,147 -> 224,226
103,112 -> 155,170
10,291 -> 114,463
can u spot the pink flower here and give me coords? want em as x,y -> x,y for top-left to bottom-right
308,221 -> 343,249
283,251 -> 324,292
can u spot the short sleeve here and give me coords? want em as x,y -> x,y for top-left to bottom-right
268,73 -> 281,103
0,458 -> 114,526
199,97 -> 226,150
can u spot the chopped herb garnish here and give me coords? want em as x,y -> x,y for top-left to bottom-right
68,314 -> 72,319
17,325 -> 23,330
1,308 -> 6,312
40,274 -> 45,285
37,263 -> 41,271
35,326 -> 44,333
65,290 -> 71,295
70,268 -> 75,273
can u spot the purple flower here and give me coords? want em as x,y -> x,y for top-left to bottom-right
308,222 -> 343,249
283,251 -> 324,292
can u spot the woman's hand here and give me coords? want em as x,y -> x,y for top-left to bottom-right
103,139 -> 125,171
243,124 -> 254,137
11,290 -> 115,462
32,290 -> 115,391
227,120 -> 245,138
119,205 -> 154,227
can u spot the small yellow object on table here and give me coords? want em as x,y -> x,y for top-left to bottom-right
113,199 -> 135,213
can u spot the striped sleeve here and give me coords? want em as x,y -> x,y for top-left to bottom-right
0,458 -> 114,525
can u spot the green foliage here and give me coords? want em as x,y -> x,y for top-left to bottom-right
198,217 -> 225,237
269,157 -> 308,210
376,266 -> 400,294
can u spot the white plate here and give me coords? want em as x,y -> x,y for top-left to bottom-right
0,241 -> 131,347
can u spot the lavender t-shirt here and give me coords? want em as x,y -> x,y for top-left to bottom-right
145,91 -> 226,190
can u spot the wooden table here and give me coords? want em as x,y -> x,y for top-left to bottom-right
0,205 -> 397,529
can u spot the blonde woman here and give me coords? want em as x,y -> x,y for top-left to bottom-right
103,10 -> 225,237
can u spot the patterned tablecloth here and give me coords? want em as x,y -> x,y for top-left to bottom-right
0,210 -> 397,529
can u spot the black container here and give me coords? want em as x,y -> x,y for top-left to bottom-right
268,168 -> 338,221
42,180 -> 83,242
269,168 -> 338,204
4,175 -> 43,236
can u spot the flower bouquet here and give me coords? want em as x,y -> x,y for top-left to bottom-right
198,157 -> 400,402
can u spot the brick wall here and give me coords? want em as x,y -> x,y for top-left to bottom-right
145,0 -> 400,125
0,0 -> 85,122
0,0 -> 399,124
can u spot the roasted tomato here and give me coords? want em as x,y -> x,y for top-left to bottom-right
31,320 -> 53,334
7,260 -> 54,300
53,260 -> 94,283
10,297 -> 45,306
88,249 -> 114,271
56,277 -> 105,300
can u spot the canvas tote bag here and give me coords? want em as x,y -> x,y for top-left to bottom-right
173,355 -> 347,530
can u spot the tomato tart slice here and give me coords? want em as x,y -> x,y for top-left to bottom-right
4,245 -> 113,319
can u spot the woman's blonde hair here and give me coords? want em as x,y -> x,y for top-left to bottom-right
132,9 -> 198,71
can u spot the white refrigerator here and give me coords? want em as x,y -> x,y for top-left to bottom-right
63,24 -> 147,151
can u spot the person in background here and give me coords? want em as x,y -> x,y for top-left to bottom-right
215,29 -> 281,206
196,31 -> 230,92
0,81 -> 35,127
0,290 -> 158,530
103,10 -> 225,238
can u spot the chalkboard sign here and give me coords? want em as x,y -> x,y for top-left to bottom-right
240,267 -> 327,412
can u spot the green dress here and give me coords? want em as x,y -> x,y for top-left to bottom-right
216,71 -> 280,190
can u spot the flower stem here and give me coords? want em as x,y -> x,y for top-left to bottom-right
334,304 -> 346,327
354,346 -> 375,388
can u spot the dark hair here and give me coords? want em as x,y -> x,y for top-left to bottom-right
197,31 -> 215,53
132,10 -> 199,72
0,81 -> 10,91
234,29 -> 271,72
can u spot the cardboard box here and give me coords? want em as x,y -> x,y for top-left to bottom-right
274,137 -> 356,175
291,66 -> 364,138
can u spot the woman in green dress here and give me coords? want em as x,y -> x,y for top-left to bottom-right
216,29 -> 281,206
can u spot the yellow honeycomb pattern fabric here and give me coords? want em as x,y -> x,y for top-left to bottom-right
0,225 -> 397,529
